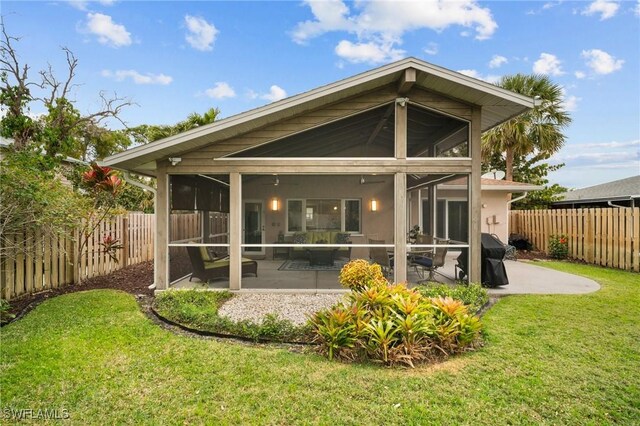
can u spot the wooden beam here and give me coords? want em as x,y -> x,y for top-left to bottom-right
469,107 -> 482,283
155,161 -> 169,290
229,172 -> 242,291
398,68 -> 416,95
394,173 -> 407,283
365,104 -> 395,146
395,100 -> 408,159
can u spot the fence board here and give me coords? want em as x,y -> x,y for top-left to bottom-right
35,228 -> 43,292
510,207 -> 638,273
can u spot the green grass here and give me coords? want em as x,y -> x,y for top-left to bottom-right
1,263 -> 639,424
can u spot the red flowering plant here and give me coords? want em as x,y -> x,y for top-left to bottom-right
548,234 -> 569,259
76,163 -> 126,280
100,234 -> 124,263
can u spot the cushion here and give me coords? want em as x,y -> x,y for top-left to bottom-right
336,232 -> 350,244
316,239 -> 328,244
293,232 -> 307,244
411,256 -> 433,267
199,246 -> 212,261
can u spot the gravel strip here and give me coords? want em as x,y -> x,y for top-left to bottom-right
218,294 -> 344,326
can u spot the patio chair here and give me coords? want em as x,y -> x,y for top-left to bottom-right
368,239 -> 394,278
409,239 -> 449,283
186,246 -> 258,282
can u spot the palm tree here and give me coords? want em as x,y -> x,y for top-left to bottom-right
482,74 -> 571,181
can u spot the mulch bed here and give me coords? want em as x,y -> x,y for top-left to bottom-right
516,250 -> 553,261
1,261 -> 154,326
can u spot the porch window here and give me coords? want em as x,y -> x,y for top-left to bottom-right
286,199 -> 361,233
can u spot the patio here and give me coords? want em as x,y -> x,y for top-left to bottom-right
172,252 -> 600,295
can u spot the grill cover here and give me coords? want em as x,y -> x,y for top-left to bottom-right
456,234 -> 509,287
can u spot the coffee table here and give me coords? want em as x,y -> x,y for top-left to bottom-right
305,248 -> 338,266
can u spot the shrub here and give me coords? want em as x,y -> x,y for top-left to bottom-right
339,259 -> 387,291
0,299 -> 15,323
309,261 -> 483,367
548,234 -> 569,259
416,283 -> 489,313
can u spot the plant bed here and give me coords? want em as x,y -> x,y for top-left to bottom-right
309,260 -> 484,367
1,261 -> 154,326
153,290 -> 313,344
415,283 -> 489,314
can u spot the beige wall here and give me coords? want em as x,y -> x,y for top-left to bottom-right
242,174 -> 395,259
480,191 -> 510,242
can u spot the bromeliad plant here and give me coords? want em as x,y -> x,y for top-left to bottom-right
308,260 -> 483,367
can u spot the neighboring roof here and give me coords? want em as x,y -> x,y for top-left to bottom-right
441,178 -> 543,192
554,175 -> 640,204
103,57 -> 536,175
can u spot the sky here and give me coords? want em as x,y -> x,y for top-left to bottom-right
3,0 -> 639,189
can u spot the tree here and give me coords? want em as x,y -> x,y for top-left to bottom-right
0,148 -> 89,260
483,151 -> 567,210
482,74 -> 571,181
129,107 -> 219,144
0,21 -> 133,159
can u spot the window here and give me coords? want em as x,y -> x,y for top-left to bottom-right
287,199 -> 361,233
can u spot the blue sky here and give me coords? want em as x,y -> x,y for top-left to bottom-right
3,0 -> 639,189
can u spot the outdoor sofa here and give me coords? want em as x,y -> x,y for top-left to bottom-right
186,246 -> 258,282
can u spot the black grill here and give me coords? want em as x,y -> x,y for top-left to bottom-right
456,233 -> 509,287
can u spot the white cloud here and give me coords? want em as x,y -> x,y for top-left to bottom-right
582,0 -> 619,20
533,52 -> 564,76
184,15 -> 218,51
581,49 -> 624,75
635,0 -> 640,16
261,85 -> 287,102
335,40 -> 404,64
488,54 -> 508,68
101,69 -> 172,85
84,12 -> 131,47
562,95 -> 580,111
204,82 -> 236,99
457,69 -> 501,84
423,42 -> 438,56
292,0 -> 497,63
574,71 -> 586,79
68,0 -> 116,11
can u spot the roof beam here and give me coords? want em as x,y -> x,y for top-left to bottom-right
365,104 -> 395,146
397,68 -> 416,95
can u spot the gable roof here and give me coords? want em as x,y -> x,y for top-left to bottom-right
103,57 -> 536,175
554,175 -> 640,204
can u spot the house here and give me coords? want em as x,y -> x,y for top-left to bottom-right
103,57 -> 535,291
414,178 -> 542,245
552,175 -> 640,209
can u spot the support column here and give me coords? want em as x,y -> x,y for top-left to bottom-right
394,173 -> 407,283
229,172 -> 242,290
394,98 -> 408,283
469,107 -> 482,283
154,162 -> 169,290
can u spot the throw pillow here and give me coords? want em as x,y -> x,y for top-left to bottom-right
293,232 -> 307,244
336,232 -> 351,244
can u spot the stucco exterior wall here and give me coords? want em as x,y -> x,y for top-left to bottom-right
480,191 -> 510,242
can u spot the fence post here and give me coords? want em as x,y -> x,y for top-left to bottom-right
122,216 -> 129,267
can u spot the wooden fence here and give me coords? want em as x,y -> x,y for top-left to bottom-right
1,213 -> 155,301
510,208 -> 640,272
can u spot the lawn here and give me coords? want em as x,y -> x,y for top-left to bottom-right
1,262 -> 638,424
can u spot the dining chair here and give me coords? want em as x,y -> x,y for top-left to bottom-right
368,239 -> 394,278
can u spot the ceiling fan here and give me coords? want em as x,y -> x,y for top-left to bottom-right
360,175 -> 386,185
261,175 -> 298,186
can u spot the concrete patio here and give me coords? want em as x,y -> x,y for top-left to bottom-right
171,252 -> 600,295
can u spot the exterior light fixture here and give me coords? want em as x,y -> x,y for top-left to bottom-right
271,197 -> 279,212
370,199 -> 378,212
